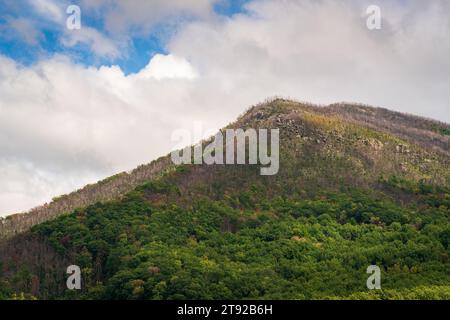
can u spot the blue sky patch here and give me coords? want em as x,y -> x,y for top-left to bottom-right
0,0 -> 250,74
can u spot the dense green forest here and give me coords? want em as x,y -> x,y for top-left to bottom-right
1,177 -> 449,299
0,100 -> 449,300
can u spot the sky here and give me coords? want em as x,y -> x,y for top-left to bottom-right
0,0 -> 449,216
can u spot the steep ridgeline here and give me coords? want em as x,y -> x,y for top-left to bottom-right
0,156 -> 174,239
0,99 -> 449,300
0,99 -> 449,240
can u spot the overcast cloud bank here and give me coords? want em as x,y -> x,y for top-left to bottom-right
0,0 -> 449,216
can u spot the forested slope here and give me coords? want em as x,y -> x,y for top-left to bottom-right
0,99 -> 449,299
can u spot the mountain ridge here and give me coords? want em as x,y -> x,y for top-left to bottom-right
1,98 -> 449,240
0,98 -> 449,299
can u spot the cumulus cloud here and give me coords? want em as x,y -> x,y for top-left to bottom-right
0,53 -> 222,215
61,27 -> 123,59
168,0 -> 450,119
26,0 -> 123,59
1,0 -> 449,216
137,54 -> 198,80
1,17 -> 43,46
80,0 -> 217,35
29,0 -> 66,23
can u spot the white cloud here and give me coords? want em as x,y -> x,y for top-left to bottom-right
1,0 -> 450,216
0,158 -> 101,214
168,0 -> 450,120
137,54 -> 198,80
80,0 -> 217,35
25,0 -> 122,60
29,0 -> 65,23
61,27 -> 122,59
0,54 -> 212,215
1,17 -> 43,46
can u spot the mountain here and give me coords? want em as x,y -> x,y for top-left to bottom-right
0,98 -> 449,300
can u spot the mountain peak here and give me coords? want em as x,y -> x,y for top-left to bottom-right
1,98 -> 448,239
